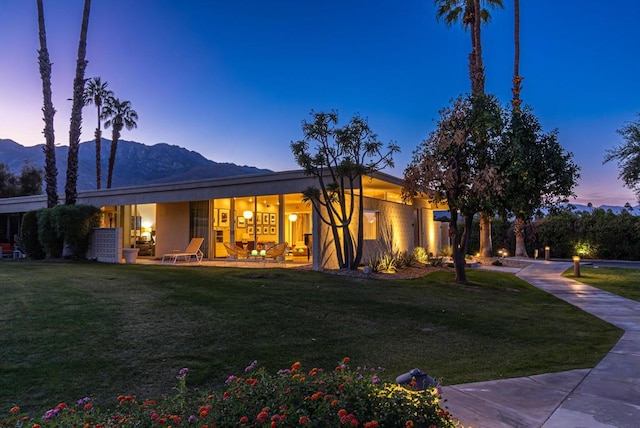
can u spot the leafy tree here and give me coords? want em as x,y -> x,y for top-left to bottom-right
36,0 -> 58,208
65,0 -> 91,205
18,162 -> 44,196
84,77 -> 113,190
291,111 -> 399,270
404,95 -> 503,284
604,114 -> 640,201
102,97 -> 139,189
0,164 -> 18,197
498,107 -> 580,257
0,163 -> 43,198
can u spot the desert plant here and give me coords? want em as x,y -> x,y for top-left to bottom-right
439,246 -> 453,258
396,250 -> 417,268
413,246 -> 430,264
377,252 -> 397,273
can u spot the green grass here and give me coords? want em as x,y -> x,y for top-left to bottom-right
0,260 -> 622,413
563,265 -> 640,302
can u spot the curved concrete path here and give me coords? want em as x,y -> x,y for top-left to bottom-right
442,260 -> 640,427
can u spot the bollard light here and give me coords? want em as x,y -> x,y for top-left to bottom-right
545,246 -> 550,261
573,255 -> 581,277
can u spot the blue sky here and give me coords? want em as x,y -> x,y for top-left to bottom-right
1,0 -> 638,205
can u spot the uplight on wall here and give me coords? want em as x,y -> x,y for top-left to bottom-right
288,213 -> 298,222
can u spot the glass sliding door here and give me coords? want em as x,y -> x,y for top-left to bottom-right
190,201 -> 209,259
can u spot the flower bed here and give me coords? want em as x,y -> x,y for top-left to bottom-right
2,359 -> 460,427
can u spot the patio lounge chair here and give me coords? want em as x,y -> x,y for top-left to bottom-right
161,237 -> 204,265
223,242 -> 249,261
263,242 -> 288,265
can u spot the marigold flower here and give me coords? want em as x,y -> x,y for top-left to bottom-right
240,416 -> 249,423
338,409 -> 348,417
271,422 -> 277,428
350,418 -> 359,427
331,399 -> 339,407
365,421 -> 379,428
405,420 -> 415,428
32,424 -> 40,428
83,403 -> 93,412
299,416 -> 310,425
343,357 -> 350,363
9,406 -> 20,414
291,361 -> 302,372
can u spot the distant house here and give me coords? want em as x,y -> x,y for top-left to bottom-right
0,170 -> 448,267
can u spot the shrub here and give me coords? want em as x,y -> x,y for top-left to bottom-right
36,205 -> 101,259
413,246 -> 430,264
396,250 -> 416,268
19,209 -> 45,259
37,208 -> 62,258
1,359 -> 459,427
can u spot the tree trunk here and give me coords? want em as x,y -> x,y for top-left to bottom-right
471,0 -> 485,96
450,210 -> 470,285
106,127 -> 120,189
514,216 -> 528,257
479,212 -> 492,257
511,0 -> 523,111
37,0 -> 58,208
65,0 -> 91,205
95,129 -> 101,189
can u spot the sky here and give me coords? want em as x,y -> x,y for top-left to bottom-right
0,0 -> 639,206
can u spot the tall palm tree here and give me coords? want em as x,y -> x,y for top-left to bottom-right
434,0 -> 503,96
435,0 -> 503,258
36,0 -> 58,208
83,77 -> 112,190
65,0 -> 91,205
102,97 -> 138,189
511,0 -> 528,257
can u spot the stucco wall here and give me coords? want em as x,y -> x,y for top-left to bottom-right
155,202 -> 190,257
316,197 -> 415,269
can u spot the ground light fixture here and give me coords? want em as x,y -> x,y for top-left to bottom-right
573,255 -> 581,277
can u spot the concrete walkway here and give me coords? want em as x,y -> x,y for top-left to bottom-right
442,260 -> 640,427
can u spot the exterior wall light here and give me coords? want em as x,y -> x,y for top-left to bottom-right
243,210 -> 253,220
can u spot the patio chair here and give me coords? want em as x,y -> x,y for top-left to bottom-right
161,237 -> 204,265
222,242 -> 249,261
263,242 -> 288,265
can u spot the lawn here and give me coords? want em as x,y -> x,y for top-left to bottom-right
563,265 -> 640,302
0,261 -> 622,414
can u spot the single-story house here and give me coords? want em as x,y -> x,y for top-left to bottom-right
0,170 -> 449,268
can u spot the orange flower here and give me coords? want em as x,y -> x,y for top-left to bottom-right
291,361 -> 302,372
365,421 -> 380,428
338,409 -> 348,417
405,421 -> 415,428
83,403 -> 93,412
9,406 -> 20,414
330,399 -> 339,407
239,416 -> 249,423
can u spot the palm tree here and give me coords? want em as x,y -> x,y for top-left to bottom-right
511,0 -> 528,257
36,0 -> 58,208
435,0 -> 503,258
65,0 -> 91,205
102,97 -> 138,189
83,77 -> 112,190
434,0 -> 504,96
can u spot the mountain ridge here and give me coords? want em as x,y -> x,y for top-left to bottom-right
0,138 -> 271,192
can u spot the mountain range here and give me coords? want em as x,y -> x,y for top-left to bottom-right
0,138 -> 271,192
